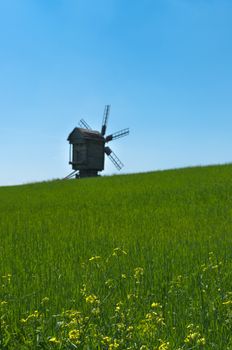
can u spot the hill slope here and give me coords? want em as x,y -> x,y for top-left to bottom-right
0,165 -> 232,349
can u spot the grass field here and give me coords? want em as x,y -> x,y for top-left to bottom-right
0,164 -> 232,349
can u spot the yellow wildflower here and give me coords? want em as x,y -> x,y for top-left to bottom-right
92,307 -> 100,315
0,301 -> 7,306
184,332 -> 199,343
197,337 -> 206,345
49,337 -> 60,344
20,318 -> 27,323
117,322 -> 125,331
151,302 -> 161,308
68,329 -> 80,341
112,247 -> 127,256
109,339 -> 120,349
41,297 -> 49,305
89,255 -> 101,262
158,340 -> 170,350
101,336 -> 111,345
105,278 -> 115,288
85,294 -> 99,304
134,267 -> 144,279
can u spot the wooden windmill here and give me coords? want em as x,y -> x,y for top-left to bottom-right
66,105 -> 129,178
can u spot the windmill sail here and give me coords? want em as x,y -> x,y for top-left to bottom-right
105,146 -> 124,170
105,128 -> 129,142
79,119 -> 92,130
101,105 -> 110,136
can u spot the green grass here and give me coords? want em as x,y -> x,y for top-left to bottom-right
0,164 -> 232,349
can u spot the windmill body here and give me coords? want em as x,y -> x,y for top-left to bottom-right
67,105 -> 129,178
67,128 -> 105,178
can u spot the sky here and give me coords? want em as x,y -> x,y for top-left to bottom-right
0,0 -> 232,186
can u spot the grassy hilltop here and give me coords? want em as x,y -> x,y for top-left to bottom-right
0,164 -> 232,349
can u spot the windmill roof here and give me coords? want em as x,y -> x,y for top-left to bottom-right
67,127 -> 104,141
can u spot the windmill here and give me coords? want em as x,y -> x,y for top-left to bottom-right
66,105 -> 129,178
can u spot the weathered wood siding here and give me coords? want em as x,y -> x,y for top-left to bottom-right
71,140 -> 104,171
72,143 -> 87,169
87,140 -> 104,170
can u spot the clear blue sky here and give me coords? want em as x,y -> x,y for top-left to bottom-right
1,0 -> 232,186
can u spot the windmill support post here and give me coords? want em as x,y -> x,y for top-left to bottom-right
78,170 -> 99,178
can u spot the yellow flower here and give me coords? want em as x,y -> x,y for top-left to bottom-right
20,318 -> 27,323
41,297 -> 49,305
197,337 -> 206,345
134,267 -> 144,282
0,301 -> 7,306
117,322 -> 125,331
157,316 -> 165,325
158,340 -> 170,350
29,310 -> 39,318
22,310 -> 40,323
112,247 -> 127,256
89,255 -> 101,262
85,294 -> 99,304
184,332 -> 199,343
151,302 -> 161,308
105,278 -> 115,288
2,274 -> 12,280
109,339 -> 120,349
187,323 -> 194,329
115,302 -> 123,313
68,329 -> 80,340
92,307 -> 100,315
145,312 -> 153,320
101,336 -> 111,345
49,337 -> 60,344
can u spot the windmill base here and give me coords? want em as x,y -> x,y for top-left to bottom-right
77,170 -> 100,178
